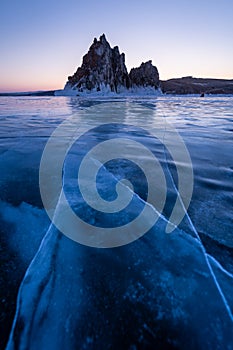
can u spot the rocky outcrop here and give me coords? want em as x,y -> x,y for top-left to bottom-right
58,34 -> 233,96
64,34 -> 160,94
160,77 -> 233,95
129,61 -> 159,89
65,34 -> 130,93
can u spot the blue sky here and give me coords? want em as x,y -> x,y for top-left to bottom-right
0,0 -> 232,92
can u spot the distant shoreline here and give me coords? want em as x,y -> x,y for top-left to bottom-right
0,90 -> 56,97
1,77 -> 233,97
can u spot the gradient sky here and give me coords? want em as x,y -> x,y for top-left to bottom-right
0,0 -> 233,92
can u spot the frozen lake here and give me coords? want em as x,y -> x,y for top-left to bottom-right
0,96 -> 233,349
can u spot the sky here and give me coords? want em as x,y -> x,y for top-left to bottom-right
0,0 -> 233,92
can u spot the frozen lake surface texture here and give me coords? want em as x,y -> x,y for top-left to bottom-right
0,96 -> 233,349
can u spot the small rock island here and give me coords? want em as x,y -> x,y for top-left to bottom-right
60,34 -> 160,96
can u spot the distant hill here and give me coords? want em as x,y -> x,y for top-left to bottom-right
160,77 -> 233,95
0,91 -> 56,97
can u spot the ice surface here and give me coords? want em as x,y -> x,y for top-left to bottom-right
0,96 -> 232,349
6,183 -> 233,349
0,200 -> 49,264
55,86 -> 163,97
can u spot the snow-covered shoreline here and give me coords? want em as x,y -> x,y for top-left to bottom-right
54,85 -> 163,97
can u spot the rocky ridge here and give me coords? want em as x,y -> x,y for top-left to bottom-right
160,76 -> 233,95
64,34 -> 160,95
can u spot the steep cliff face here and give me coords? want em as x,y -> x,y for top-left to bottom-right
65,34 -> 130,93
64,34 -> 160,95
129,61 -> 159,89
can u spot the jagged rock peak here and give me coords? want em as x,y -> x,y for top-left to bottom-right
65,34 -> 130,93
99,33 -> 107,43
129,61 -> 159,88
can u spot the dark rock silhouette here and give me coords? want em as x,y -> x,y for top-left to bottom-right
160,76 -> 233,95
64,34 -> 159,94
129,60 -> 159,89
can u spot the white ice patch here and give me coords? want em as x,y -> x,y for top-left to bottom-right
0,200 -> 49,264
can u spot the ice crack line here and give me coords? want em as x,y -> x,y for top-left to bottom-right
161,109 -> 233,322
89,155 -> 177,230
